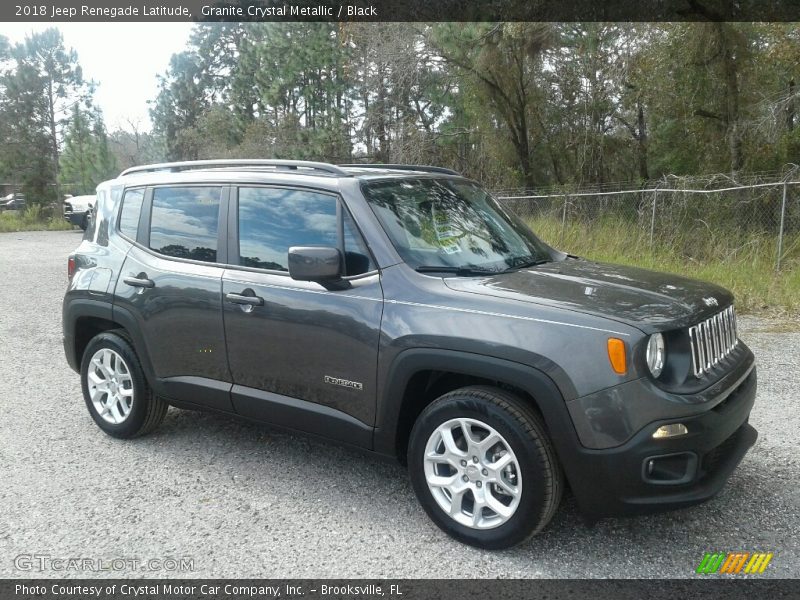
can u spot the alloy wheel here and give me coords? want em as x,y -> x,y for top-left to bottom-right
423,418 -> 522,529
87,348 -> 134,425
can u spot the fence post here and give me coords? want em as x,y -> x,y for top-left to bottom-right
649,189 -> 658,249
561,195 -> 568,244
776,182 -> 788,272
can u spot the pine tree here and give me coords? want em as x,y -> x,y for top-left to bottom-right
60,105 -> 117,195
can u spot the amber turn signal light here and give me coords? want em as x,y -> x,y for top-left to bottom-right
607,338 -> 627,375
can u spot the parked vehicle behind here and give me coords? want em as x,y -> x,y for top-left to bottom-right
62,160 -> 758,549
0,193 -> 26,211
63,194 -> 95,230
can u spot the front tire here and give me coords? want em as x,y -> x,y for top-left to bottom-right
80,332 -> 167,438
408,386 -> 563,549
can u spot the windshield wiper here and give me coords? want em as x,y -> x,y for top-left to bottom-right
501,257 -> 551,273
415,265 -> 498,277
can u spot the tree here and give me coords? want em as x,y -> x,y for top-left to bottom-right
108,118 -> 166,171
0,57 -> 54,202
59,104 -> 117,195
148,21 -> 800,190
151,51 -> 211,159
13,28 -> 91,201
688,23 -> 752,175
431,23 -> 551,189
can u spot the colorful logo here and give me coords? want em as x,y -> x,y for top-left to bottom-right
696,552 -> 774,574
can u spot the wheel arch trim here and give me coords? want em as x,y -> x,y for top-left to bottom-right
373,348 -> 581,462
109,303 -> 158,386
63,297 -> 114,372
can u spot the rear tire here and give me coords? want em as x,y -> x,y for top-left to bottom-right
408,385 -> 563,549
80,332 -> 167,438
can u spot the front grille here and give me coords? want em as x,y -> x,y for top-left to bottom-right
688,305 -> 738,378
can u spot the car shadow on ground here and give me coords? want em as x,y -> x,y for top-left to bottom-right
131,405 -> 778,560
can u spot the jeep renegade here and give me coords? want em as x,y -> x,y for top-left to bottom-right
63,160 -> 757,549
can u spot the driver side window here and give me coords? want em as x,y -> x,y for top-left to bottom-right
237,187 -> 374,276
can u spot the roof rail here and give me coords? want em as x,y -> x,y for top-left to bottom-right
338,163 -> 461,176
119,159 -> 352,178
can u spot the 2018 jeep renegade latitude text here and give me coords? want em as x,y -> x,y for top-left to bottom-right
63,160 -> 758,549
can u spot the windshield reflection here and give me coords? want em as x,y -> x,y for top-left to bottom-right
362,178 -> 552,273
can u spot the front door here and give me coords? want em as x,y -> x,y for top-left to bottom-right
221,185 -> 383,445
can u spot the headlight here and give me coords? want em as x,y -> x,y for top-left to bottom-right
646,333 -> 665,377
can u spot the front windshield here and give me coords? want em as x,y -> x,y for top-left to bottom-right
362,178 -> 553,273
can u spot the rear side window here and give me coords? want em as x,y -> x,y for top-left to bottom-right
119,188 -> 144,240
149,186 -> 221,263
238,187 -> 338,272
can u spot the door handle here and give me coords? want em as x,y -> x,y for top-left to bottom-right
225,291 -> 264,307
123,275 -> 155,289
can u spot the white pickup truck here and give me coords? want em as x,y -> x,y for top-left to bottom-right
63,194 -> 95,230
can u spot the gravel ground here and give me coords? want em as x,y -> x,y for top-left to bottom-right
0,230 -> 798,579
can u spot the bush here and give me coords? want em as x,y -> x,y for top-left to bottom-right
0,205 -> 74,233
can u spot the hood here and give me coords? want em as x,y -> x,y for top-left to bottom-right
443,259 -> 732,333
65,195 -> 95,211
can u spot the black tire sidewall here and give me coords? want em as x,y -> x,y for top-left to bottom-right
408,392 -> 555,549
80,332 -> 151,439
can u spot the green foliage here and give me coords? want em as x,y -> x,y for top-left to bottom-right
0,28 -> 92,203
0,206 -> 74,232
148,22 -> 800,189
59,104 -> 117,195
4,22 -> 800,207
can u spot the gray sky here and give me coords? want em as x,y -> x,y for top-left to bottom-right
1,22 -> 194,131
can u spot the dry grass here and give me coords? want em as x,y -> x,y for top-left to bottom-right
528,216 -> 800,316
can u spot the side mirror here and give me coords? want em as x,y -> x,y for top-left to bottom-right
288,246 -> 343,283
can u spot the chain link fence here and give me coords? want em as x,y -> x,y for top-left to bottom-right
496,168 -> 800,273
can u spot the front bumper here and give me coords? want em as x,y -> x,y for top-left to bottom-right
561,354 -> 757,518
64,210 -> 89,226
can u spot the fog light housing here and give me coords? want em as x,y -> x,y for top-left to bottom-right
642,452 -> 697,484
652,423 -> 688,439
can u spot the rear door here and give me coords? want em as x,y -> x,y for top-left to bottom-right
221,185 -> 383,445
113,184 -> 233,411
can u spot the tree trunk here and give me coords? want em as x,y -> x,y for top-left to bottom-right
47,78 -> 60,204
512,129 -> 535,190
717,23 -> 743,175
636,102 -> 649,180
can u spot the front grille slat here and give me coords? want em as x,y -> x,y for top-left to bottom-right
711,317 -> 718,360
725,310 -> 733,351
721,311 -> 729,351
689,328 -> 700,376
688,306 -> 738,378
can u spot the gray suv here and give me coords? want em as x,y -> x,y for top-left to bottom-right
63,160 -> 757,549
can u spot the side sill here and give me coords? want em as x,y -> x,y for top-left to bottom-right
231,384 -> 373,449
155,376 -> 234,413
